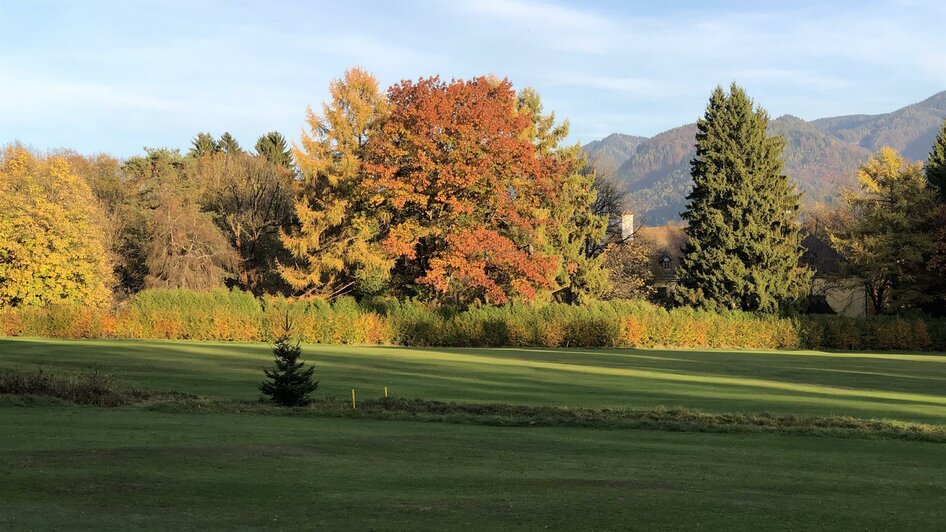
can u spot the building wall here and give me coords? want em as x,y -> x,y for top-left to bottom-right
811,277 -> 868,317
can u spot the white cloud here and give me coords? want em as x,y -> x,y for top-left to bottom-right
545,72 -> 661,96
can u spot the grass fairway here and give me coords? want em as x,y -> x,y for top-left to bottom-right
2,405 -> 945,530
1,337 -> 945,422
2,337 -> 946,529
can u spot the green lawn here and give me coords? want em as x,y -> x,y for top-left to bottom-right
1,337 -> 945,529
2,337 -> 945,422
2,406 -> 945,530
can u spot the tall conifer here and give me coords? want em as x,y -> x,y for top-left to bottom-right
676,83 -> 810,311
255,132 -> 293,169
218,132 -> 243,155
927,119 -> 946,202
188,132 -> 219,158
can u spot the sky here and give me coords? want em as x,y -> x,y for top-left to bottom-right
1,0 -> 945,157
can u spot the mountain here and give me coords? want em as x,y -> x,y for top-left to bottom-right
582,133 -> 648,177
612,125 -> 696,224
768,115 -> 873,204
584,91 -> 946,224
811,92 -> 946,161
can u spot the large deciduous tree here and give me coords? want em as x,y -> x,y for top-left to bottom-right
197,153 -> 294,294
116,148 -> 190,292
121,148 -> 239,292
830,147 -> 936,314
676,84 -> 810,312
365,76 -> 563,305
0,145 -> 114,307
279,68 -> 391,298
145,191 -> 239,290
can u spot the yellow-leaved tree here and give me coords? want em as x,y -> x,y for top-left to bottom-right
0,145 -> 114,307
280,68 -> 392,298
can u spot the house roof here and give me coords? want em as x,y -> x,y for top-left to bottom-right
800,233 -> 843,274
636,226 -> 687,278
636,226 -> 686,261
633,227 -> 844,277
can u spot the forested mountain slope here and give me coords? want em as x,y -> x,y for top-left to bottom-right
585,91 -> 946,223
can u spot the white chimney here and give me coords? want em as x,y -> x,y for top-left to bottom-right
621,211 -> 634,241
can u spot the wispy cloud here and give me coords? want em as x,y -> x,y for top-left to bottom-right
1,0 -> 943,153
458,0 -> 620,54
545,73 -> 662,96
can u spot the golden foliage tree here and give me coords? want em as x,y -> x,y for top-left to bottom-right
830,147 -> 937,313
280,68 -> 392,298
0,145 -> 114,307
601,239 -> 655,300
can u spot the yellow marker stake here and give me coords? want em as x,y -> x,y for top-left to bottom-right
351,389 -> 356,410
384,386 -> 388,398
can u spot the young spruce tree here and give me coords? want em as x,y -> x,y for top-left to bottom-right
260,316 -> 318,406
675,83 -> 810,312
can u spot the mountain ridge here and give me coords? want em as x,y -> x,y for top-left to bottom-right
584,91 -> 946,224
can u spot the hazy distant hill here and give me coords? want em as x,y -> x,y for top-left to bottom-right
582,133 -> 648,177
585,91 -> 946,224
612,125 -> 696,224
811,91 -> 946,161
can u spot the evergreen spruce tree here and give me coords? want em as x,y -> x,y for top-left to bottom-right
924,121 -> 946,312
259,316 -> 318,406
255,131 -> 293,170
927,119 -> 946,202
218,132 -> 243,155
188,132 -> 219,158
675,83 -> 810,312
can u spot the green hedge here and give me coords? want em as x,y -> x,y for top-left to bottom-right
1,288 -> 944,351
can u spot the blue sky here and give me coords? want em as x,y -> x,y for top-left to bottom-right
1,0 -> 944,157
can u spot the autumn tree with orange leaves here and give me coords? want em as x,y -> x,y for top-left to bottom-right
364,76 -> 576,305
281,71 -> 607,306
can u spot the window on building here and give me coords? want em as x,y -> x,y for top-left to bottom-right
660,254 -> 672,270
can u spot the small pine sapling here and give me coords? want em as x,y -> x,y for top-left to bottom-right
259,315 -> 318,406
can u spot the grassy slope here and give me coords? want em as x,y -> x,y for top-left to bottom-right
2,406 -> 945,531
1,337 -> 945,423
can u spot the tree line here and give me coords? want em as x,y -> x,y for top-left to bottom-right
1,69 -> 633,308
1,71 -> 944,316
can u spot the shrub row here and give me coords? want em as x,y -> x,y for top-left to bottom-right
1,288 -> 944,351
0,368 -> 124,406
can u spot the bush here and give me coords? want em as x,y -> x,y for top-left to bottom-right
2,288 -> 945,351
0,368 -> 124,406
